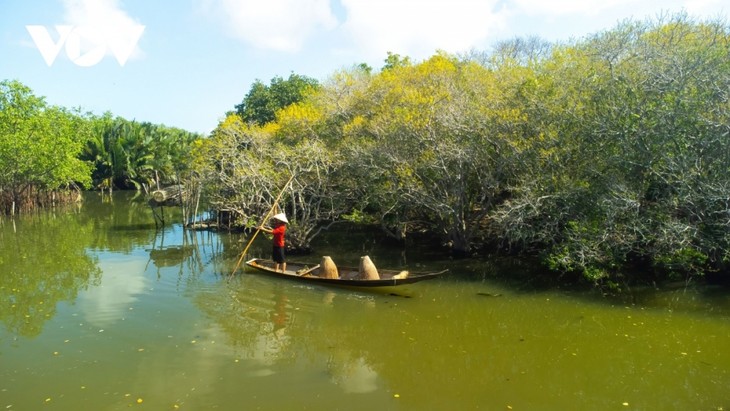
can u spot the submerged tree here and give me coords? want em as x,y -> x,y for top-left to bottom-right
0,80 -> 92,214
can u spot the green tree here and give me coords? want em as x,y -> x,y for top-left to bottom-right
382,51 -> 412,71
197,107 -> 349,251
235,73 -> 320,126
201,15 -> 730,284
490,15 -> 730,284
339,53 -> 517,255
82,115 -> 201,191
0,80 -> 92,213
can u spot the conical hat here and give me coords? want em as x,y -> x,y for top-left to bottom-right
272,213 -> 288,223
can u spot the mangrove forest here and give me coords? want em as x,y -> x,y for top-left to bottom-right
2,14 -> 729,289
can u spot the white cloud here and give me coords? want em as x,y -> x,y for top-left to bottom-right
683,0 -> 727,15
510,0 -> 633,16
511,0 -> 726,17
201,0 -> 506,59
77,257 -> 148,327
197,0 -> 726,63
213,0 -> 338,52
339,0 -> 506,60
63,0 -> 139,26
492,0 -> 728,44
61,0 -> 145,64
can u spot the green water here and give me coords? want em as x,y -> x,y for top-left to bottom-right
1,193 -> 728,410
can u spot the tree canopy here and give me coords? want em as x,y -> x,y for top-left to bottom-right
0,80 -> 92,212
234,73 -> 320,126
0,80 -> 202,213
81,113 -> 202,191
199,14 -> 730,287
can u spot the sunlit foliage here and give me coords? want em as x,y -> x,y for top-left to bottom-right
199,14 -> 730,285
0,80 -> 92,213
82,114 -> 202,191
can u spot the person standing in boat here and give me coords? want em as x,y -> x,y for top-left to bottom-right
259,213 -> 288,272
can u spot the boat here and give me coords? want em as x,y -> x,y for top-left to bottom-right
244,258 -> 446,287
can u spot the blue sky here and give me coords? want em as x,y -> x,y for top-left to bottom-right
0,0 -> 726,135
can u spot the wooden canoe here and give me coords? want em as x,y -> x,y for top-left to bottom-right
244,258 -> 446,287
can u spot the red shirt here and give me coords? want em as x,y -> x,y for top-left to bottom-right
272,224 -> 286,247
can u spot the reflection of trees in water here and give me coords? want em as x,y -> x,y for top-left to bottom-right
327,354 -> 379,393
197,284 -> 295,364
194,280 -> 388,394
145,228 -> 221,283
0,192 -> 223,338
80,191 -> 226,281
79,191 -> 160,253
0,211 -> 101,337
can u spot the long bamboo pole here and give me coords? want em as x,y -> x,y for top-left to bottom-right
229,174 -> 294,277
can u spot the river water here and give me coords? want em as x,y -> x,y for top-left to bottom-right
1,192 -> 728,410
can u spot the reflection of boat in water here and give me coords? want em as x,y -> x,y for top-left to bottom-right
244,258 -> 446,287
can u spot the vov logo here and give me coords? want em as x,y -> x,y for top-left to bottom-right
26,25 -> 145,67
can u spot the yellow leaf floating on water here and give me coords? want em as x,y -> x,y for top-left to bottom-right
393,394 -> 400,398
136,398 -> 143,404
